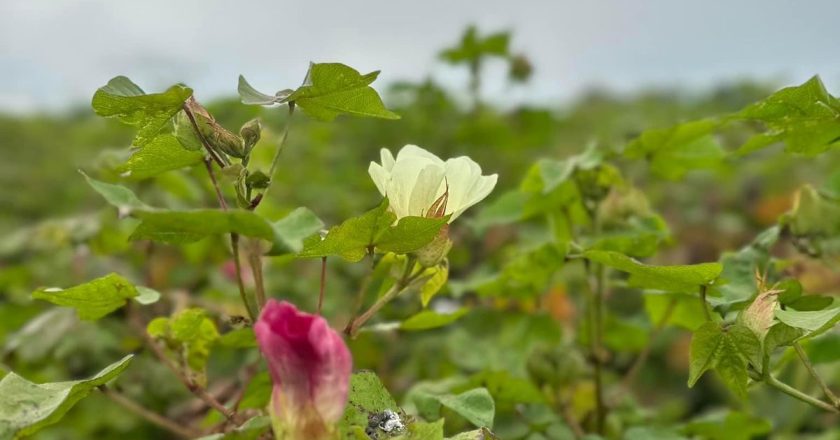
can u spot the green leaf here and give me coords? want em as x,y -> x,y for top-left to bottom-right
377,216 -> 449,254
148,308 -> 219,385
401,308 -> 468,331
130,209 -> 274,244
32,273 -> 138,320
764,322 -> 803,354
434,388 -> 496,429
237,75 -> 291,106
736,76 -> 840,155
688,322 -> 724,387
287,63 -> 399,121
0,355 -> 133,439
238,372 -> 271,409
644,292 -> 710,331
268,207 -> 325,255
774,307 -> 840,339
584,250 -> 721,292
420,265 -> 449,307
117,134 -> 204,180
393,419 -> 444,440
91,76 -> 192,146
625,119 -> 724,180
453,371 -> 544,409
134,286 -> 161,305
687,322 -> 755,398
300,200 -> 446,262
218,328 -> 257,348
340,371 -> 400,434
81,171 -> 152,214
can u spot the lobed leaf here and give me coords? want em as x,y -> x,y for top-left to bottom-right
286,63 -> 400,121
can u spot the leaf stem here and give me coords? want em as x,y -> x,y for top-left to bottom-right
793,342 -> 840,407
345,257 -> 417,337
318,257 -> 327,315
99,386 -> 200,438
699,285 -> 711,321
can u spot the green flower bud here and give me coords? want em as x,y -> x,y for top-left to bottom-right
415,227 -> 452,267
240,118 -> 262,155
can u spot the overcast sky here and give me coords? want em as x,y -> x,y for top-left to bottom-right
2,0 -> 840,113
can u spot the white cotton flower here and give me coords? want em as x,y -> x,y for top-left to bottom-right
368,145 -> 498,222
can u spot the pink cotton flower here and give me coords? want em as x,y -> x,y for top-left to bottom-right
254,300 -> 352,439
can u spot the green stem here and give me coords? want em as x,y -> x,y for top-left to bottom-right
231,234 -> 257,321
345,257 -> 417,337
765,374 -> 840,413
794,342 -> 840,407
583,259 -> 607,434
257,103 -> 295,208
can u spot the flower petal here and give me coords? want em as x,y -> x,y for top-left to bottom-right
408,164 -> 446,217
368,162 -> 390,196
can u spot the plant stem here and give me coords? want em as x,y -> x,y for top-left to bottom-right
195,121 -> 255,320
231,234 -> 257,321
345,257 -> 416,337
764,374 -> 840,413
318,257 -> 327,315
794,342 -> 840,407
247,245 -> 266,309
127,304 -> 239,423
583,259 -> 606,434
99,386 -> 200,438
699,285 -> 711,321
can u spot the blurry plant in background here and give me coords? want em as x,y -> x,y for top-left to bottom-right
1,25 -> 840,440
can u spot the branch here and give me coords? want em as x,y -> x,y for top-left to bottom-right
127,304 -> 239,423
794,342 -> 840,407
764,374 -> 840,414
99,386 -> 200,438
582,259 -> 606,435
